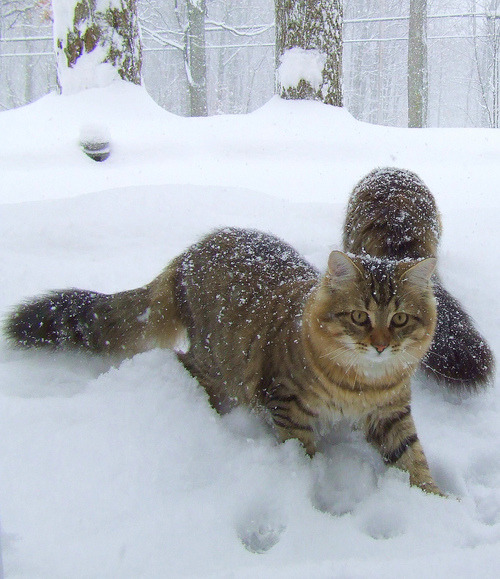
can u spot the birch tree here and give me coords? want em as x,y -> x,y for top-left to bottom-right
275,0 -> 342,106
53,0 -> 142,94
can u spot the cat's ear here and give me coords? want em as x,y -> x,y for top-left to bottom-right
400,258 -> 436,287
328,251 -> 362,282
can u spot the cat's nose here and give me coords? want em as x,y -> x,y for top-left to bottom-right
370,328 -> 390,353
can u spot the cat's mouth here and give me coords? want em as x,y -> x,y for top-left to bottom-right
353,344 -> 407,376
355,343 -> 419,381
362,347 -> 393,363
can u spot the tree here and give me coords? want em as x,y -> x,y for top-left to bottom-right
184,0 -> 208,116
408,0 -> 428,127
53,0 -> 142,94
275,0 -> 343,106
471,1 -> 500,127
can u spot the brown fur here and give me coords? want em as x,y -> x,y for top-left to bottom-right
343,167 -> 442,260
343,167 -> 494,390
5,227 -> 443,494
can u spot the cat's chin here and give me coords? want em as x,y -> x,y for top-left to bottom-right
356,351 -> 407,381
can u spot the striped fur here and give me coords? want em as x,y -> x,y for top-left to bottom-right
4,227 -> 442,495
343,167 -> 494,390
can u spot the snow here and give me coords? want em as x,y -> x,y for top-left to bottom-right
57,48 -> 121,95
79,122 -> 111,145
278,47 -> 327,91
0,80 -> 499,577
51,0 -> 77,40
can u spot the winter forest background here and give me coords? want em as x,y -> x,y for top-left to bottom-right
2,0 -> 500,128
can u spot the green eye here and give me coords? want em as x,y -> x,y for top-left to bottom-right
351,310 -> 369,326
391,312 -> 409,327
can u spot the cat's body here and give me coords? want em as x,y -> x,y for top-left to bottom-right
5,227 -> 443,494
343,167 -> 494,390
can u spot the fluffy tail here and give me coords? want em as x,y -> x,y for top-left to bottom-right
4,259 -> 184,357
423,279 -> 495,390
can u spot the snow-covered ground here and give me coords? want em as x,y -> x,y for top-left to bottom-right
0,81 -> 499,578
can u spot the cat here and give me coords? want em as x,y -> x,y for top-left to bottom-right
5,227 -> 443,495
343,167 -> 494,391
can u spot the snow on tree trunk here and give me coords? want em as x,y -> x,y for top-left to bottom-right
408,0 -> 428,127
275,0 -> 342,106
185,0 -> 208,116
53,0 -> 142,94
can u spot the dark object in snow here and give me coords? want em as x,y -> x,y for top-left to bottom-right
79,123 -> 111,162
343,167 -> 494,391
4,227 -> 444,495
80,139 -> 111,162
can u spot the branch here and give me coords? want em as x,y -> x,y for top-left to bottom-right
140,25 -> 184,51
205,20 -> 274,37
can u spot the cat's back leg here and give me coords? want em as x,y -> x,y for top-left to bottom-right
176,350 -> 234,413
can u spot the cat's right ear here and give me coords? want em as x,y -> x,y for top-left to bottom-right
328,251 -> 361,282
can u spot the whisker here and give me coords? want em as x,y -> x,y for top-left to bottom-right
400,350 -> 455,382
419,357 -> 466,382
422,347 -> 453,363
320,345 -> 353,361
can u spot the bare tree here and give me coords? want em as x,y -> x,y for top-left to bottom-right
408,0 -> 428,127
184,0 -> 208,116
487,2 -> 500,126
53,0 -> 142,93
275,0 -> 342,106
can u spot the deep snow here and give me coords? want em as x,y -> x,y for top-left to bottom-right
0,81 -> 499,578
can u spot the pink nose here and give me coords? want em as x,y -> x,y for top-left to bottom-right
370,328 -> 391,354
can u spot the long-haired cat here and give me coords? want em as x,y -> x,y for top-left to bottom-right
343,167 -> 494,390
5,227 -> 443,495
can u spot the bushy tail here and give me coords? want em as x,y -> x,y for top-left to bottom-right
423,280 -> 495,390
4,259 -> 184,358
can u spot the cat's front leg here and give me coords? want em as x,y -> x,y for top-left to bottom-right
273,419 -> 317,457
264,391 -> 318,456
364,406 -> 444,496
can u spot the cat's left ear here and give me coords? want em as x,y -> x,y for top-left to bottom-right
328,251 -> 362,282
399,258 -> 436,287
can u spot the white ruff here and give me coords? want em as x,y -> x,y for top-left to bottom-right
356,349 -> 403,380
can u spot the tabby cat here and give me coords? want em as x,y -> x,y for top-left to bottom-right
343,167 -> 494,390
5,227 -> 443,495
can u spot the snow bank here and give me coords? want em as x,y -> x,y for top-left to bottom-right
2,81 -> 500,211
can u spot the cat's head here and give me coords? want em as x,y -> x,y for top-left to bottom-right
306,252 -> 437,386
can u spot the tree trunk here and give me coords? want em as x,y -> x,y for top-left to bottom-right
23,11 -> 34,105
185,0 -> 208,116
275,0 -> 342,106
408,0 -> 428,127
53,0 -> 142,94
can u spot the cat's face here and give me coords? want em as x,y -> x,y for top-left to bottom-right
309,252 -> 437,384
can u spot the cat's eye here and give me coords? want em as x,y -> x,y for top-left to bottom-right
351,310 -> 369,326
391,312 -> 409,327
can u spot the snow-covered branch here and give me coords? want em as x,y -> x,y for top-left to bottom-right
205,20 -> 273,37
